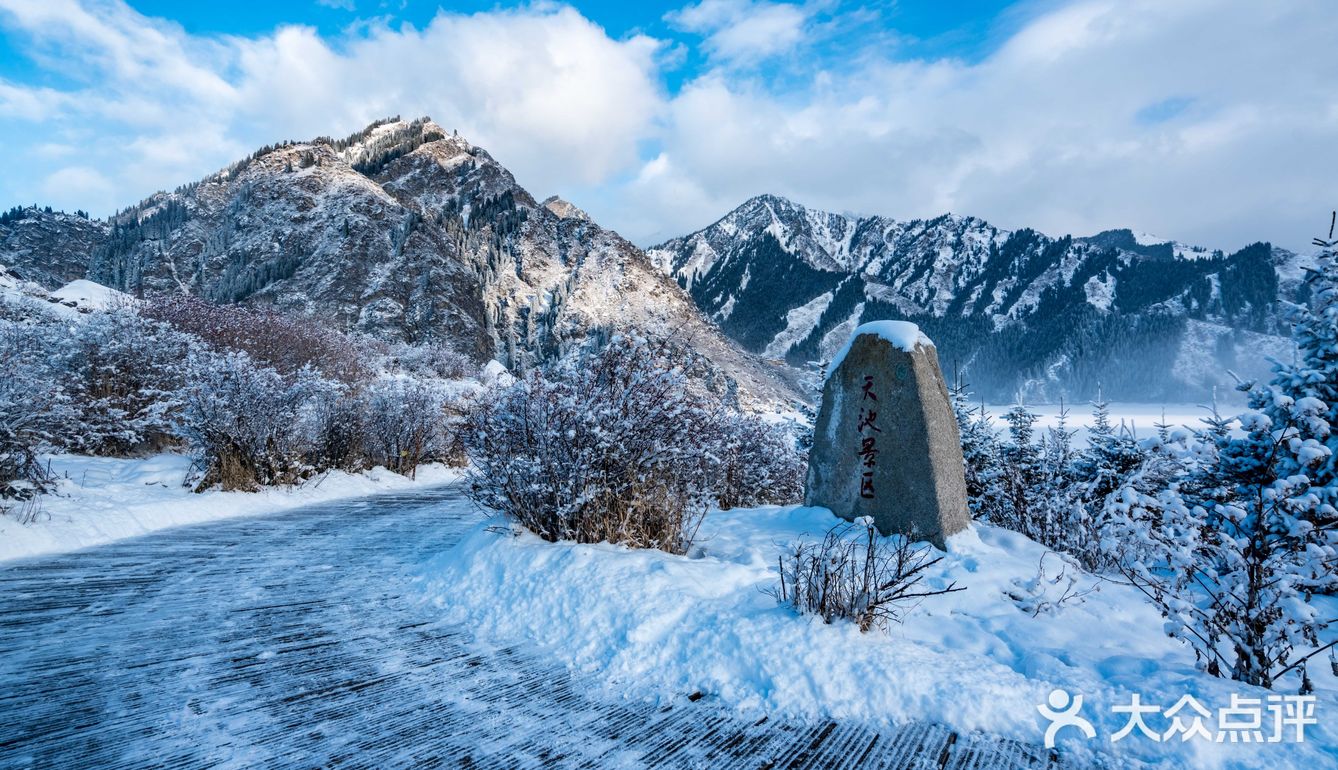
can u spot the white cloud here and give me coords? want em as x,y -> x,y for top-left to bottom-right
0,0 -> 1335,253
667,0 -> 810,65
594,0 -> 1338,252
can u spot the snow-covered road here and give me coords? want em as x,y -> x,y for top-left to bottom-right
0,484 -> 1063,769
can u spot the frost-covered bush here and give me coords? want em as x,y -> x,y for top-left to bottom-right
48,309 -> 190,456
373,339 -> 476,381
774,518 -> 963,631
179,351 -> 319,491
301,385 -> 368,474
465,335 -> 736,554
362,377 -> 450,478
712,414 -> 806,510
0,319 -> 57,518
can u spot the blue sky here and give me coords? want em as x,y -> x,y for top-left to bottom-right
0,1 -> 1334,250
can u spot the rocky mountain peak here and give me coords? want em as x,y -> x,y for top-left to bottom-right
0,118 -> 805,411
541,196 -> 591,222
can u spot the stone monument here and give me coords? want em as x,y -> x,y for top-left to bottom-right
804,320 -> 969,549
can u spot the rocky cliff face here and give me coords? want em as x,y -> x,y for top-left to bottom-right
649,194 -> 1299,402
0,118 -> 802,409
0,209 -> 109,289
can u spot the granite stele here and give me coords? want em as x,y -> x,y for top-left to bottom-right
804,321 -> 970,549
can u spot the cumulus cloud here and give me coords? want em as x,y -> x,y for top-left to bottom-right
0,0 -> 1335,252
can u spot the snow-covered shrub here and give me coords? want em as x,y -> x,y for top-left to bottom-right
712,414 -> 806,510
374,339 -> 476,381
1005,551 -> 1098,617
362,377 -> 450,478
178,351 -> 319,491
774,518 -> 963,631
301,384 -> 368,474
436,391 -> 475,468
47,309 -> 190,456
464,335 -> 725,554
143,294 -> 366,383
0,319 -> 57,519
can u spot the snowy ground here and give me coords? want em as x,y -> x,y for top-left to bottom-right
985,402 -> 1225,440
421,506 -> 1336,770
0,453 -> 460,563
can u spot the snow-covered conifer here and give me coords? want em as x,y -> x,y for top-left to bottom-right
950,377 -> 1004,522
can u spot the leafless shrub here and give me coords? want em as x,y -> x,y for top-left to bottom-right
373,338 -> 476,380
142,294 -> 367,383
362,377 -> 449,478
179,351 -> 315,491
713,414 -> 806,510
465,335 -> 722,554
49,309 -> 190,456
1005,551 -> 1100,617
774,518 -> 963,632
302,387 -> 368,474
0,320 -> 56,520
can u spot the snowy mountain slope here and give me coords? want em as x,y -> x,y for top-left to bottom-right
0,119 -> 802,408
649,195 -> 1298,402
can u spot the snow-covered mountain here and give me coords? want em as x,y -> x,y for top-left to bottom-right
0,118 -> 801,408
648,194 -> 1298,402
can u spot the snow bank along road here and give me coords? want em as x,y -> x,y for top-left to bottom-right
0,484 -> 1068,769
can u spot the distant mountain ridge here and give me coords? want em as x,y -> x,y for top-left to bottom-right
648,194 -> 1306,402
0,118 -> 802,408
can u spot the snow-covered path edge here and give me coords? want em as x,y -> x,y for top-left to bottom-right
0,453 -> 463,563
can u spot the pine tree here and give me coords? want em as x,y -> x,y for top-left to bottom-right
1036,403 -> 1101,565
1076,394 -> 1145,513
1270,216 -> 1338,497
998,404 -> 1042,538
949,376 -> 1004,521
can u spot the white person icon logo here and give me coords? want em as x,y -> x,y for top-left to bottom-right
1037,689 -> 1096,749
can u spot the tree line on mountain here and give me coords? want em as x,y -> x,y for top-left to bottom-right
0,206 -> 91,226
680,223 -> 1284,402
